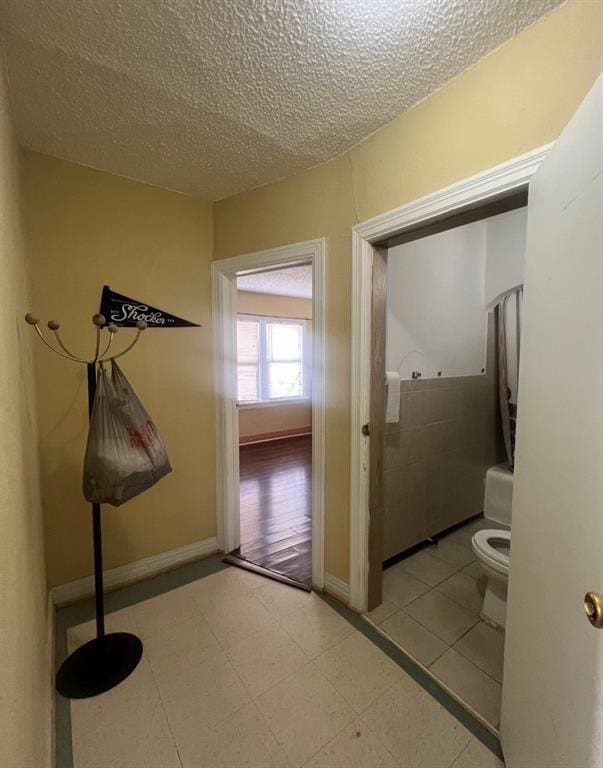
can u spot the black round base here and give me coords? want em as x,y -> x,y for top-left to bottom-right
56,632 -> 143,699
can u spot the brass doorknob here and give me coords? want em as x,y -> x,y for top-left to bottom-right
584,592 -> 603,628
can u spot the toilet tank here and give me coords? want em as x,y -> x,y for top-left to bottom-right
484,463 -> 514,526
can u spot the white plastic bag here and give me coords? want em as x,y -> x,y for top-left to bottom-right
83,360 -> 172,506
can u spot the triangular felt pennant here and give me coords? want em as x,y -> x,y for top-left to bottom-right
99,286 -> 201,328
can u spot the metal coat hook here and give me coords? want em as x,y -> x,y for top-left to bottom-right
24,311 -> 147,364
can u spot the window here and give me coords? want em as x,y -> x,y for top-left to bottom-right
237,315 -> 310,404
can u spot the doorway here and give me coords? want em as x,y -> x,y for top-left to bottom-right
233,266 -> 313,586
212,239 -> 326,590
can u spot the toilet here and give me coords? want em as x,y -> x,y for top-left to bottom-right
471,463 -> 513,629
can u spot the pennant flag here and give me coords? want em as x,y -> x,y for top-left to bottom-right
99,286 -> 200,328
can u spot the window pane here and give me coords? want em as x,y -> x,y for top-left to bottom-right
268,323 -> 302,362
237,319 -> 259,401
237,320 -> 259,364
269,362 -> 303,399
238,364 -> 258,402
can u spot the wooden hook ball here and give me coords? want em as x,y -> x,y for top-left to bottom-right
92,314 -> 106,327
136,320 -> 148,330
107,323 -> 119,334
25,313 -> 40,325
47,320 -> 60,331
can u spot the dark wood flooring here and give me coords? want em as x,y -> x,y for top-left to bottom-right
233,435 -> 312,586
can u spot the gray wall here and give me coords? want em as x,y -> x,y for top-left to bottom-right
383,313 -> 504,560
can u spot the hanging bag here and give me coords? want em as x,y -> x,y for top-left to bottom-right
83,360 -> 172,506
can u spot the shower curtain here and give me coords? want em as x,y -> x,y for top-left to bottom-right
496,286 -> 523,470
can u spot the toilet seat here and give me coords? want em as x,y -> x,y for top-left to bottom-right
472,529 -> 511,573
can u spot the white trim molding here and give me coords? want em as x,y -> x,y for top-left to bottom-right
50,537 -> 218,606
349,144 -> 553,612
324,572 -> 351,604
212,238 -> 326,589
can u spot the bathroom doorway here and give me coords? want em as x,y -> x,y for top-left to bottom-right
363,195 -> 528,730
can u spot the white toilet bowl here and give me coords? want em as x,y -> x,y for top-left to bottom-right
471,529 -> 511,628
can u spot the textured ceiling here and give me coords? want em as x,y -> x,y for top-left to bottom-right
0,0 -> 562,201
237,265 -> 312,299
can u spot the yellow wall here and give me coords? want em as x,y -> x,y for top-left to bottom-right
0,58 -> 51,767
22,151 -> 215,587
237,290 -> 312,438
214,0 -> 603,582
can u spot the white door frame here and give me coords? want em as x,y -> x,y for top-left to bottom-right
349,144 -> 553,612
212,238 -> 326,589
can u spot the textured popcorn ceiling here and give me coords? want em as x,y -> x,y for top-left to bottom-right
0,0 -> 562,201
238,265 -> 312,299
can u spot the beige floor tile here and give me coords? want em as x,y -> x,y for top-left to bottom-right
430,649 -> 502,727
383,564 -> 431,607
255,577 -> 319,617
360,674 -> 471,768
67,607 -> 136,653
176,701 -> 291,768
144,614 -> 227,685
304,719 -> 396,767
365,599 -> 399,625
161,655 -> 251,735
313,632 -> 403,713
429,540 -> 475,569
225,622 -> 308,697
405,590 -> 478,645
71,658 -> 179,768
131,583 -> 204,638
279,597 -> 353,657
399,550 -> 456,587
453,621 -> 505,683
257,662 -> 355,767
380,611 -> 448,667
436,572 -> 485,615
450,737 -> 504,768
462,561 -> 484,580
204,594 -> 282,651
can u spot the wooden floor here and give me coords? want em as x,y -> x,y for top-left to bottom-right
234,435 -> 312,586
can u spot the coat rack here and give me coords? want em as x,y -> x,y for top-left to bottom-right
25,311 -> 148,699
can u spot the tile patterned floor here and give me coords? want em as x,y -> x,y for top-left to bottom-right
67,564 -> 503,768
367,516 -> 507,730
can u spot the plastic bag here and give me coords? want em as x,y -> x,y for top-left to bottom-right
83,360 -> 172,506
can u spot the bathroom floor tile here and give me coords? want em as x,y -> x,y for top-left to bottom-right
450,737 -> 504,768
436,572 -> 485,615
313,631 -> 403,713
383,563 -> 431,607
462,561 -> 484,580
360,674 -> 471,768
399,550 -> 457,587
380,610 -> 448,667
257,663 -> 355,767
304,719 -> 396,767
430,649 -> 502,728
405,590 -> 478,645
453,621 -> 505,683
429,539 -> 475,569
365,599 -> 398,624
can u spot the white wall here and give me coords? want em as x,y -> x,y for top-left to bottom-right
485,207 -> 527,307
386,208 -> 527,381
386,222 -> 487,379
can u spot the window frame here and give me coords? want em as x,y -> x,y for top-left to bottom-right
236,313 -> 310,406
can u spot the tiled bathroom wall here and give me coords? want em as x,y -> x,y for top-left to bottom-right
383,313 -> 504,561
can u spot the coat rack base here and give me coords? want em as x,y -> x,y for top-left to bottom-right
56,631 -> 143,699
